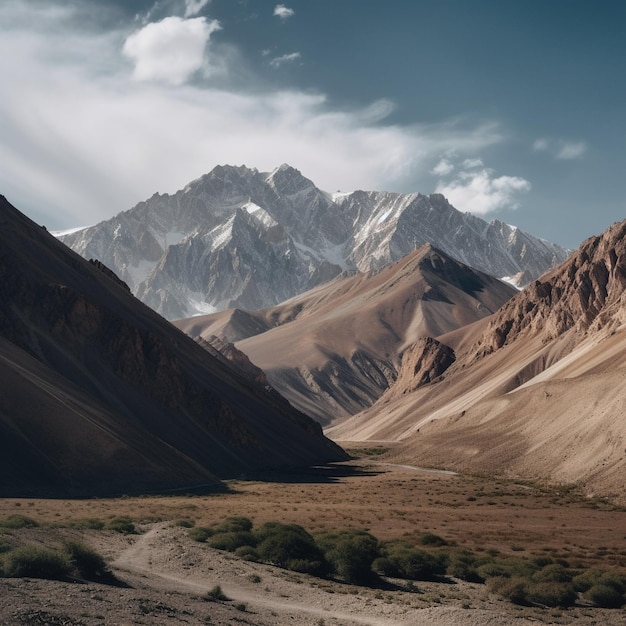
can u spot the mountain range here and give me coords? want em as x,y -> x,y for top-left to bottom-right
0,196 -> 346,497
59,164 -> 569,319
328,219 -> 626,499
175,245 -> 517,424
177,216 -> 626,500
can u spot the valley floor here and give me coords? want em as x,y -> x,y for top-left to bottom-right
2,460 -> 626,625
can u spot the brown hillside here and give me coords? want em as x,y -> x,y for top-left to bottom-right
0,196 -> 346,496
175,245 -> 516,423
330,220 -> 626,501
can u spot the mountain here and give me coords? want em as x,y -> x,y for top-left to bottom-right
0,196 -> 346,497
175,245 -> 517,424
328,219 -> 626,500
58,164 -> 569,319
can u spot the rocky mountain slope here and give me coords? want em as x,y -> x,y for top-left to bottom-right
59,164 -> 569,319
175,245 -> 516,423
329,219 -> 626,500
0,196 -> 346,497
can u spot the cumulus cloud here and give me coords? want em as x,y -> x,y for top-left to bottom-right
431,158 -> 454,176
269,51 -> 301,68
123,16 -> 220,85
533,137 -> 587,160
273,4 -> 295,20
434,159 -> 531,215
0,1 -> 506,229
184,0 -> 210,18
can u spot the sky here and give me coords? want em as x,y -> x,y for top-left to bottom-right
0,0 -> 624,249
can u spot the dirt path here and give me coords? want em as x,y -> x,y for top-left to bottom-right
113,523 -> 415,626
111,523 -> 549,626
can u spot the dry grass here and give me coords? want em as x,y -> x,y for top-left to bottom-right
2,459 -> 625,571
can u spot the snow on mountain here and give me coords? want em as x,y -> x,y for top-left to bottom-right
59,164 -> 570,319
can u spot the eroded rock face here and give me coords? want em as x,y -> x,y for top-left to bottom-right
393,338 -> 456,397
476,220 -> 626,354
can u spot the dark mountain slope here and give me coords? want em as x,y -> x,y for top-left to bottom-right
0,196 -> 346,496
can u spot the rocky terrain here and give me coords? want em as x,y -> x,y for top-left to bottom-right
329,219 -> 626,501
175,245 -> 516,423
58,164 -> 569,318
0,195 -> 346,497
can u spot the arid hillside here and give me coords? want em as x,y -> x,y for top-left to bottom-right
175,245 -> 516,423
330,220 -> 626,501
0,196 -> 346,497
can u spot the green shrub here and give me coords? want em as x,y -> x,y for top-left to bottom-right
316,530 -> 379,584
3,546 -> 71,580
488,576 -> 529,605
107,517 -> 136,534
532,563 -> 572,583
189,526 -> 213,543
207,531 -> 255,552
213,517 -> 253,533
0,515 -> 39,529
420,533 -> 447,547
256,523 -> 329,577
69,518 -> 105,530
205,584 -> 229,601
235,546 -> 259,562
447,555 -> 484,583
175,519 -> 195,528
525,581 -> 577,607
374,541 -> 447,581
584,583 -> 625,608
63,541 -> 108,579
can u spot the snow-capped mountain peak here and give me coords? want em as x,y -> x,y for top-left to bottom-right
59,164 -> 570,319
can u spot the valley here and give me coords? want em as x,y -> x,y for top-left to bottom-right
1,458 -> 626,625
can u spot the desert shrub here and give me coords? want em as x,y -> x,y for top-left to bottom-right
573,568 -> 626,593
175,519 -> 195,528
205,584 -> 229,601
524,581 -> 577,607
63,541 -> 108,579
69,518 -> 105,531
374,540 -> 447,581
3,546 -> 71,580
447,552 -> 484,583
213,517 -> 253,533
420,533 -> 447,547
477,560 -> 509,580
107,516 -> 136,534
0,515 -> 39,529
488,576 -> 529,605
256,523 -> 328,577
532,563 -> 572,583
235,545 -> 259,561
316,529 -> 379,584
207,531 -> 255,552
584,583 -> 625,608
189,526 -> 213,543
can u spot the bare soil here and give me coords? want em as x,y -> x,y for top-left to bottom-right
2,459 -> 626,625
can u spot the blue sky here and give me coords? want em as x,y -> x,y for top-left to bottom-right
0,0 -> 623,248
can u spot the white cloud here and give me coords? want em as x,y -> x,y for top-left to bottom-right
556,141 -> 587,160
435,161 -> 531,215
123,16 -> 220,85
269,51 -> 301,68
533,137 -> 587,160
184,0 -> 210,18
273,4 -> 295,20
0,1 -> 505,229
431,159 -> 454,176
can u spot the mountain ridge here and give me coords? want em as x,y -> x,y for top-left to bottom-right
59,164 -> 569,319
0,195 -> 346,497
